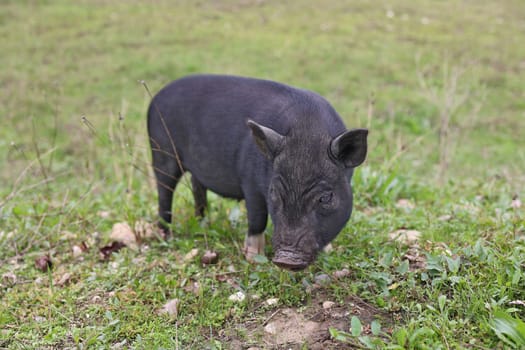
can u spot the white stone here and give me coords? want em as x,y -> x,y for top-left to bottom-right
184,248 -> 199,262
159,298 -> 179,317
314,274 -> 331,285
55,272 -> 72,287
110,222 -> 137,249
228,291 -> 246,302
322,243 -> 334,253
333,268 -> 351,279
72,245 -> 83,257
438,215 -> 452,221
265,298 -> 279,306
323,301 -> 335,309
264,322 -> 277,335
396,199 -> 415,209
389,229 -> 421,244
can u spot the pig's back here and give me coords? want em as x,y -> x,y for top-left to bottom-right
147,75 -> 346,198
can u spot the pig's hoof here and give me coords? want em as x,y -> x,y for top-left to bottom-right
156,224 -> 172,240
243,234 -> 265,262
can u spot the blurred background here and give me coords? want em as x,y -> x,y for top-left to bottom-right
1,0 -> 524,192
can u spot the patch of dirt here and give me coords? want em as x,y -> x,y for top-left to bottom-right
216,290 -> 394,349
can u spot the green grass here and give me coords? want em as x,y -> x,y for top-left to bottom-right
1,0 -> 524,348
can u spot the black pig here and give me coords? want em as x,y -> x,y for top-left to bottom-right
147,75 -> 368,270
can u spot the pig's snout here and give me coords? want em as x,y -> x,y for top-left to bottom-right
271,229 -> 320,270
272,250 -> 311,271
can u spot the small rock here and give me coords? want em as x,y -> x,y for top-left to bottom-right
265,298 -> 279,306
322,243 -> 334,253
251,294 -> 260,300
35,255 -> 52,272
159,298 -> 180,317
201,250 -> 219,265
112,339 -> 128,349
33,316 -> 46,323
314,273 -> 331,285
55,272 -> 72,287
264,322 -> 277,335
228,291 -> 246,302
183,281 -> 200,295
184,248 -> 199,262
73,242 -> 89,258
438,215 -> 452,221
98,210 -> 110,218
323,301 -> 335,309
110,222 -> 137,248
396,199 -> 415,210
2,272 -> 17,285
333,268 -> 351,279
91,295 -> 102,303
389,229 -> 421,245
226,278 -> 240,289
60,231 -> 77,240
72,245 -> 83,258
132,257 -> 145,265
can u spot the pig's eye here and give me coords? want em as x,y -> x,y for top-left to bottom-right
319,192 -> 333,204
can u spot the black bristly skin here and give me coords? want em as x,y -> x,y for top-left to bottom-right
147,74 -> 368,270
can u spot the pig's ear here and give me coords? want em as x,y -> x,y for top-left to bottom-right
330,128 -> 368,168
247,120 -> 284,159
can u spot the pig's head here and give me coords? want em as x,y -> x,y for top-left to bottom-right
247,118 -> 368,271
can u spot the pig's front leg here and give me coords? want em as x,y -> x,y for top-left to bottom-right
244,234 -> 265,262
243,193 -> 268,262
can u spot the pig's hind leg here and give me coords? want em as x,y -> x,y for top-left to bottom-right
243,193 -> 268,262
152,151 -> 183,237
191,175 -> 207,218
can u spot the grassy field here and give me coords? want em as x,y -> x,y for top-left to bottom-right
1,0 -> 524,348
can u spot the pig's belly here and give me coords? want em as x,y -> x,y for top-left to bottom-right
204,179 -> 245,200
179,132 -> 248,200
186,164 -> 245,200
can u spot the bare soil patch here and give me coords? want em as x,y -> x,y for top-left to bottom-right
216,290 -> 394,349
